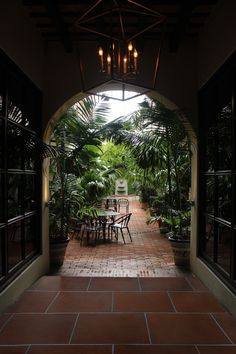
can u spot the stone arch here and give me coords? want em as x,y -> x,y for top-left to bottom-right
42,87 -> 198,269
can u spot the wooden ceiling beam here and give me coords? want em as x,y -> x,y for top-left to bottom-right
169,0 -> 199,52
43,0 -> 73,52
23,0 -> 218,5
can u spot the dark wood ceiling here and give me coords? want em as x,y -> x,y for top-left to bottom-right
22,0 -> 219,53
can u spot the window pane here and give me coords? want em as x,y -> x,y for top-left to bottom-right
0,118 -> 4,168
8,174 -> 22,219
217,223 -> 232,275
24,175 -> 36,213
217,103 -> 232,170
25,216 -> 38,257
0,174 -> 4,223
205,176 -> 215,215
7,123 -> 22,169
217,175 -> 232,221
205,127 -> 216,172
203,218 -> 214,261
0,65 -> 4,116
0,227 -> 4,278
7,221 -> 22,270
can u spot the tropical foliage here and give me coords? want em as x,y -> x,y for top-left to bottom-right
49,95 -> 192,240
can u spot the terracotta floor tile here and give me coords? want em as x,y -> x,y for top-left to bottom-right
186,276 -> 209,291
147,313 -> 230,344
213,313 -> 236,343
170,292 -> 226,313
197,346 -> 236,353
6,291 -> 57,313
0,347 -> 28,354
89,277 -> 139,291
28,345 -> 112,354
0,314 -> 76,344
113,292 -> 174,312
48,292 -> 112,312
32,276 -> 90,291
115,345 -> 198,354
0,314 -> 11,329
139,277 -> 192,291
71,313 -> 149,344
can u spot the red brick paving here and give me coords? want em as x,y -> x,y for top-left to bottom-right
1,202 -> 236,352
54,200 -> 190,277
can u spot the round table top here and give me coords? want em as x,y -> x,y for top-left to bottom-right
98,209 -> 120,217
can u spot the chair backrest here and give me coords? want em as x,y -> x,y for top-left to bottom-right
117,198 -> 129,213
118,198 -> 129,206
116,213 -> 132,227
84,215 -> 103,228
106,198 -> 117,211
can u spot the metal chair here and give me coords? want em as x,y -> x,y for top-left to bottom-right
69,217 -> 84,240
109,213 -> 132,244
80,216 -> 103,246
117,198 -> 129,214
105,198 -> 118,211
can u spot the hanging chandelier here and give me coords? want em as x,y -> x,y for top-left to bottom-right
74,0 -> 166,100
98,40 -> 139,78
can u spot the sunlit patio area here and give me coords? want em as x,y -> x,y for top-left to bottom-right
52,200 -> 189,278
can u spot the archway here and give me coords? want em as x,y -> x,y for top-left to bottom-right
42,87 -> 197,274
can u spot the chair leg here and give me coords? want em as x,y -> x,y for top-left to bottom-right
113,227 -> 118,240
120,229 -> 126,244
127,227 -> 132,242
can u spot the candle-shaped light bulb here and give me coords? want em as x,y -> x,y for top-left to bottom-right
107,53 -> 111,76
98,47 -> 103,56
128,42 -> 133,52
98,47 -> 104,72
133,48 -> 138,73
123,55 -> 127,74
107,53 -> 111,64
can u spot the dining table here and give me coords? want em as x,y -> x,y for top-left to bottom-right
97,208 -> 120,241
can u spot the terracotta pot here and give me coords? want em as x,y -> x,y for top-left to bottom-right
168,236 -> 190,267
49,237 -> 69,266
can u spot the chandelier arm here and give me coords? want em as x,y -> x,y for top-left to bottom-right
76,25 -> 119,41
152,47 -> 161,89
76,10 -> 113,25
73,0 -> 103,26
127,0 -> 167,19
127,20 -> 165,41
119,13 -> 126,41
112,0 -> 125,40
120,7 -> 164,18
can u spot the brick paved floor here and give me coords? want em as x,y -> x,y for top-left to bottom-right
52,200 -> 190,277
1,201 -> 236,352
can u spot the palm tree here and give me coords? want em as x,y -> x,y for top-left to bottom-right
107,99 -> 191,211
49,96 -> 113,239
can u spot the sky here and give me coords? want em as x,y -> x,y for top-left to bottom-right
105,91 -> 146,120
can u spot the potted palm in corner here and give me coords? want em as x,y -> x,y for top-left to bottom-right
165,208 -> 191,267
49,172 -> 84,266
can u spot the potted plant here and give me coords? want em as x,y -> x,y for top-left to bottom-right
147,204 -> 191,266
164,208 -> 191,267
49,172 -> 85,266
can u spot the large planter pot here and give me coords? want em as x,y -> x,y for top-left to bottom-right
168,235 -> 190,267
49,237 -> 70,266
